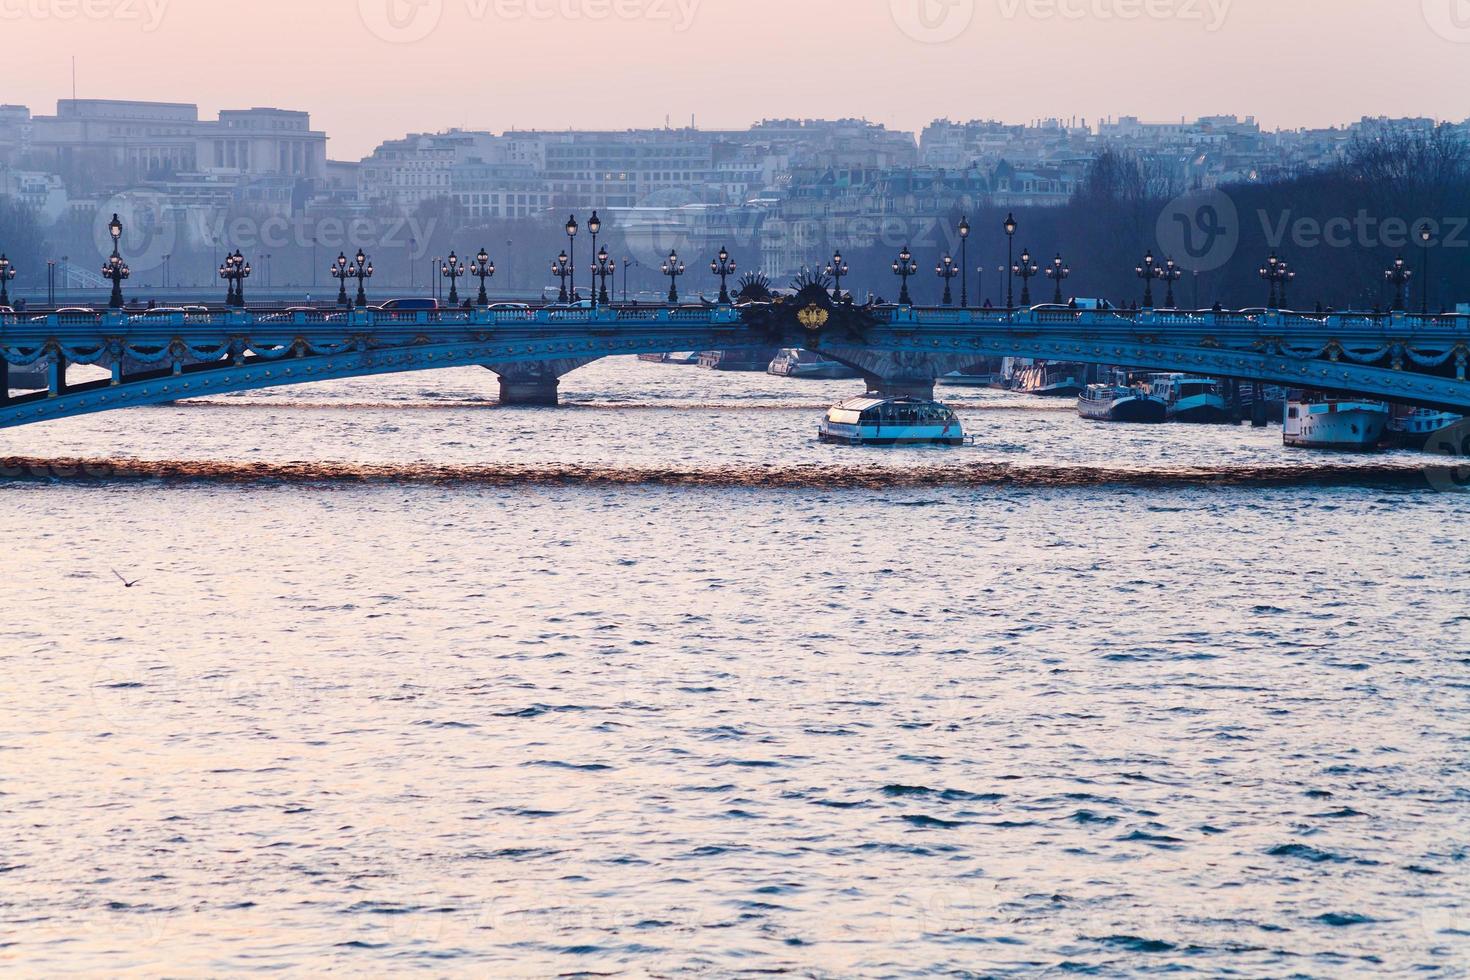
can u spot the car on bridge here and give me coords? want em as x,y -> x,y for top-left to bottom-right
376,298 -> 441,312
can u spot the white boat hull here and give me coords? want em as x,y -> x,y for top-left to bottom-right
1284,401 -> 1389,450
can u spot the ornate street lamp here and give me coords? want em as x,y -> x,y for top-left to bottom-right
219,249 -> 251,308
825,249 -> 848,302
0,254 -> 15,307
470,247 -> 495,307
102,213 -> 130,310
565,214 -> 579,301
332,252 -> 351,307
1045,253 -> 1070,305
1003,212 -> 1017,308
958,216 -> 971,308
1381,257 -> 1405,314
892,245 -> 918,306
1384,255 -> 1412,313
588,211 -> 604,304
593,246 -> 616,309
1013,247 -> 1038,307
661,249 -> 685,304
1419,222 -> 1432,315
1136,250 -> 1164,309
348,249 -> 373,308
1258,252 -> 1293,310
441,251 -> 465,306
1161,256 -> 1182,308
936,253 -> 958,306
551,250 -> 572,303
709,246 -> 736,305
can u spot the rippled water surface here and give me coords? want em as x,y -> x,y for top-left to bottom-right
2,359 -> 1467,976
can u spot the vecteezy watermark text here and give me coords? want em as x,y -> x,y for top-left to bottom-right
0,0 -> 168,30
996,0 -> 1231,31
1261,211 -> 1470,251
359,0 -> 700,44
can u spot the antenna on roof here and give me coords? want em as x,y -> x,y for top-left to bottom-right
71,55 -> 77,101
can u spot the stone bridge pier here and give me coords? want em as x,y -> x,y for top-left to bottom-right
484,357 -> 599,406
820,346 -> 987,401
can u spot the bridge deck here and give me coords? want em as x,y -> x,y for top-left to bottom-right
2,306 -> 1467,428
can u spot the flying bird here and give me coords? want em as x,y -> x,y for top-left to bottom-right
111,569 -> 142,589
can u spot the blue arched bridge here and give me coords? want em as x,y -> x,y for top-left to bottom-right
2,294 -> 1468,430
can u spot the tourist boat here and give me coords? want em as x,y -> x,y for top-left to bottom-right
936,359 -> 1003,388
767,349 -> 860,380
699,348 -> 780,371
819,396 -> 965,446
1146,374 -> 1232,424
638,352 -> 698,365
1283,393 -> 1390,450
1077,383 -> 1168,423
936,370 -> 1000,388
1013,360 -> 1085,397
1386,406 -> 1463,449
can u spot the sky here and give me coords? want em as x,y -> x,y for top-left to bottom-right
3,0 -> 1468,159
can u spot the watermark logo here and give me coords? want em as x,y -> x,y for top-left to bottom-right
95,191 -> 175,274
1423,416 -> 1470,493
891,0 -> 975,43
1259,211 -> 1469,252
996,0 -> 1231,31
1156,187 -> 1239,272
1423,0 -> 1470,43
360,0 -> 700,41
0,0 -> 170,31
359,0 -> 444,42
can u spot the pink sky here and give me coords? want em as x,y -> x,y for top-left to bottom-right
5,0 -> 1468,158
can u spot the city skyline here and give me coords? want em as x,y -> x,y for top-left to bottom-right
5,0 -> 1469,158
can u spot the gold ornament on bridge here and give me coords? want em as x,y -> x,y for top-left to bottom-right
798,305 -> 829,331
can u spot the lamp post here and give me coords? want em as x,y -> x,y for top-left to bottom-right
470,248 -> 495,307
1384,256 -> 1412,313
102,213 -> 130,310
661,249 -> 685,304
710,246 -> 735,305
1045,253 -> 1070,305
1003,212 -> 1017,308
565,214 -> 579,301
441,251 -> 464,306
219,249 -> 251,308
349,249 -> 373,308
622,257 -> 637,303
1013,247 -> 1038,308
1161,256 -> 1182,308
0,254 -> 14,307
825,249 -> 848,302
332,252 -> 351,307
588,211 -> 606,304
892,245 -> 918,306
552,250 -> 572,303
593,246 -> 615,309
936,253 -> 958,306
958,216 -> 970,308
1258,253 -> 1293,310
1419,222 -> 1432,315
1136,250 -> 1163,309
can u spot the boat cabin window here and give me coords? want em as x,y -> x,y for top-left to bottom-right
1287,407 -> 1299,419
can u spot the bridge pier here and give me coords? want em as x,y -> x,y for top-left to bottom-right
485,358 -> 599,407
48,355 -> 68,398
1251,382 -> 1270,428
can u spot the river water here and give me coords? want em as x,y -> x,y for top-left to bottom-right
1,358 -> 1467,976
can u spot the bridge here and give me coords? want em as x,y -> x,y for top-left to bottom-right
2,289 -> 1468,430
